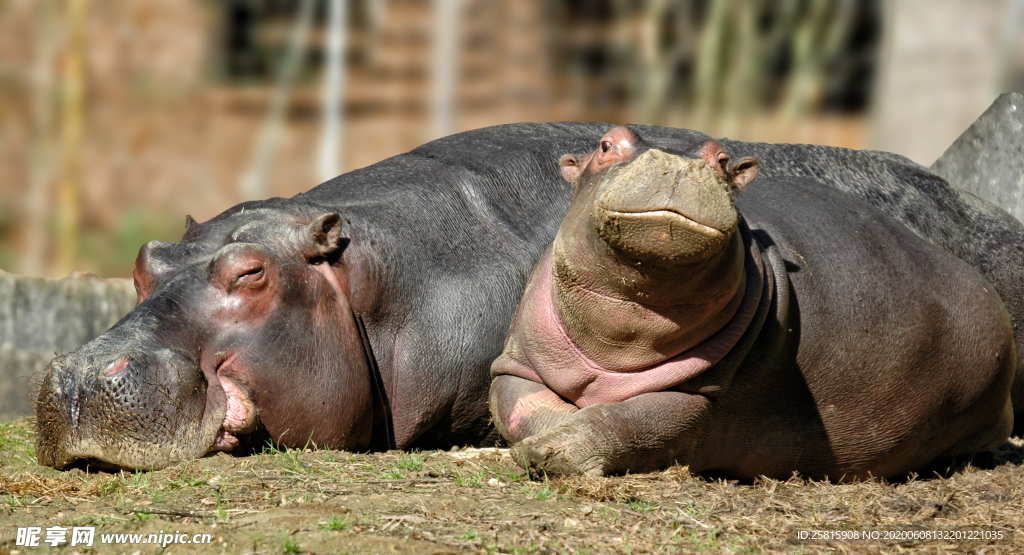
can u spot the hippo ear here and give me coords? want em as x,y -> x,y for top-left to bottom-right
183,215 -> 200,240
133,240 -> 175,302
559,153 -> 583,184
305,213 -> 350,262
727,157 -> 759,192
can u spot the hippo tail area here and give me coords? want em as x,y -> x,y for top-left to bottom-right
929,92 -> 1024,435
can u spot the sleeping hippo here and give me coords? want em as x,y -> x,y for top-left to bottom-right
34,123 -> 1024,471
490,126 -> 1018,480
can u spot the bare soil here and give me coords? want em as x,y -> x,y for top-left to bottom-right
2,418 -> 1023,554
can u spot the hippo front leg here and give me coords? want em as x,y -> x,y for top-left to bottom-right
511,391 -> 712,477
489,375 -> 579,444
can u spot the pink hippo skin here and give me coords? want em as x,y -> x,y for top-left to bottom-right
489,126 -> 1017,480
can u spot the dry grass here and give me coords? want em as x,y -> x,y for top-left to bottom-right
1,418 -> 1023,553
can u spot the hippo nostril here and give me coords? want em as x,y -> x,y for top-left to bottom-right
103,359 -> 129,378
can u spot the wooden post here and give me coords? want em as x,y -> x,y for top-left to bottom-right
55,0 -> 87,275
238,0 -> 315,200
430,0 -> 460,140
22,0 -> 58,276
318,0 -> 348,183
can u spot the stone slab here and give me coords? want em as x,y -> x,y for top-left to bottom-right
0,271 -> 135,420
932,92 -> 1024,224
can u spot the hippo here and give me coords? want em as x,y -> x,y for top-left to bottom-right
34,125 -> 582,470
35,123 -> 1024,471
490,126 -> 1020,481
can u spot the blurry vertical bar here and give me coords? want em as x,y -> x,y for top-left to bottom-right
637,0 -> 670,124
56,0 -> 87,275
238,0 -> 315,201
998,0 -> 1024,91
430,0 -> 460,139
318,0 -> 349,182
23,0 -> 58,275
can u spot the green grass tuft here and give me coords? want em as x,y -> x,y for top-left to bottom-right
626,499 -> 658,513
319,515 -> 353,532
281,536 -> 301,553
395,453 -> 425,472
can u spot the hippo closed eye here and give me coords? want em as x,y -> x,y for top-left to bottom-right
490,125 -> 1018,481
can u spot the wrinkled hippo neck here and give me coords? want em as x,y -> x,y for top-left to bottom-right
336,217 -> 385,316
551,231 -> 747,371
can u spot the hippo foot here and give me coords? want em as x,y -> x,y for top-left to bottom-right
511,424 -> 610,478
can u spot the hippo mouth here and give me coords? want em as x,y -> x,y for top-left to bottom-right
205,353 -> 258,455
595,206 -> 732,266
599,207 -> 728,235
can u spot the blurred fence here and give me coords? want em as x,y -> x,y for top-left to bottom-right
0,0 -> 1020,278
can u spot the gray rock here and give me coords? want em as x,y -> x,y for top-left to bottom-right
932,92 -> 1024,224
0,271 -> 135,420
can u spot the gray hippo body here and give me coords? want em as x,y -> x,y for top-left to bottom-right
719,178 -> 1012,478
491,127 -> 1017,480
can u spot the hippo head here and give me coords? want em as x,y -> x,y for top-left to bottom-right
555,126 -> 758,276
36,199 -> 378,470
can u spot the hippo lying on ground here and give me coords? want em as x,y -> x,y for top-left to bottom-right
35,123 -> 1024,471
491,126 -> 1019,481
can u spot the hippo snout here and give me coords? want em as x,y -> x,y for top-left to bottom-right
39,351 -> 168,418
588,149 -> 740,268
35,344 -> 225,470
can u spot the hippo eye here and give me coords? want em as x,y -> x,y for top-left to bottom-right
717,152 -> 730,171
600,140 -> 613,153
233,265 -> 265,287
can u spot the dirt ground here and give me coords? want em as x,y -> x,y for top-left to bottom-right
1,419 -> 1023,554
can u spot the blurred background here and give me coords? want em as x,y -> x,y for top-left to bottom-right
0,0 -> 1021,278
